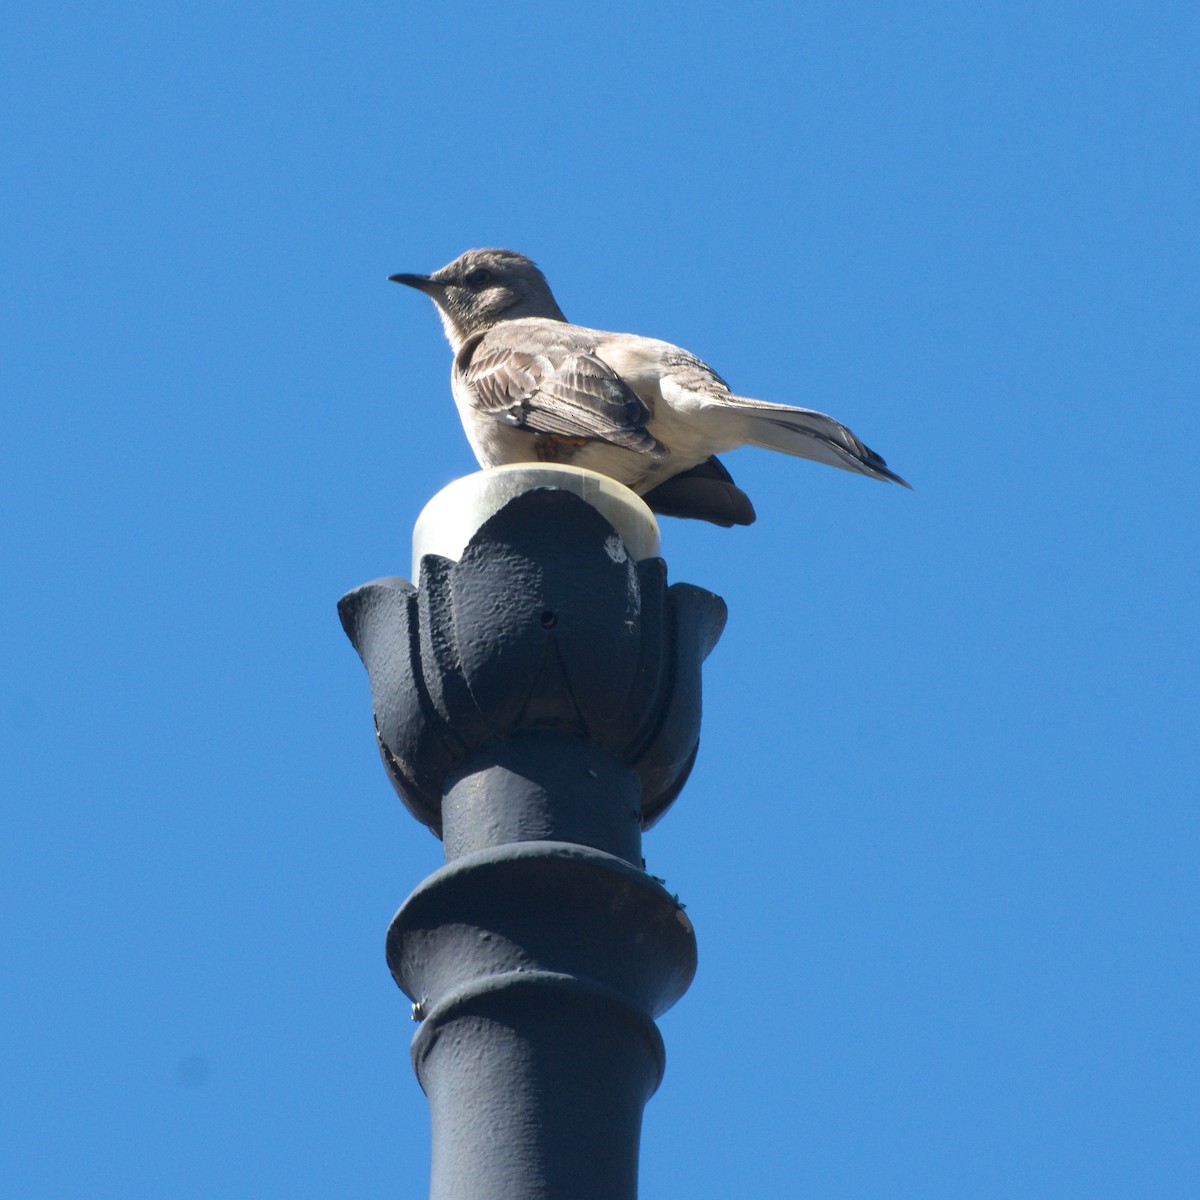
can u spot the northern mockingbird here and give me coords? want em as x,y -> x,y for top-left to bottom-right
390,248 -> 908,526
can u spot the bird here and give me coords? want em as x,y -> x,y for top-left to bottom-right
389,248 -> 908,527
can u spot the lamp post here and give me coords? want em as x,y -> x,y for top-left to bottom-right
340,465 -> 726,1200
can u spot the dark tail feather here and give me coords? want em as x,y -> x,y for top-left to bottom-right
755,413 -> 911,489
642,457 -> 757,527
852,442 -> 911,489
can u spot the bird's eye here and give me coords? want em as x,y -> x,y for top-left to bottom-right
464,267 -> 494,288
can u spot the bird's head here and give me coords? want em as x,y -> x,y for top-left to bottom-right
390,248 -> 567,349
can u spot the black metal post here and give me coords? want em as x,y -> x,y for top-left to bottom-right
339,470 -> 725,1200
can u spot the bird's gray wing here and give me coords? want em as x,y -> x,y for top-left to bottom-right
657,347 -> 733,396
462,336 -> 668,458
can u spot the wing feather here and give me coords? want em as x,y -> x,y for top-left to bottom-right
462,339 -> 667,457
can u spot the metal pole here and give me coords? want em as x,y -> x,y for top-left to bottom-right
340,466 -> 725,1200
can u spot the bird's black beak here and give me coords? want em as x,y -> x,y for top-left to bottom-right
388,273 -> 446,295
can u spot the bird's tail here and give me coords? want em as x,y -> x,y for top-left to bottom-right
642,455 -> 757,527
725,395 -> 910,488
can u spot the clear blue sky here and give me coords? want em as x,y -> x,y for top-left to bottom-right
4,3 -> 1197,1196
